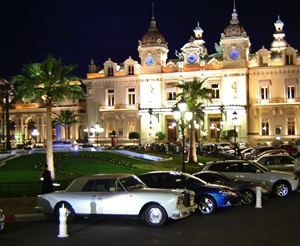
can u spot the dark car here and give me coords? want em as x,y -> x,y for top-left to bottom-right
138,171 -> 240,215
193,171 -> 269,205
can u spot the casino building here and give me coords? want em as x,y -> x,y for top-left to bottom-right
3,4 -> 300,148
82,4 -> 300,147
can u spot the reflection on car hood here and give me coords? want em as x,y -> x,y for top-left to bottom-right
203,183 -> 237,192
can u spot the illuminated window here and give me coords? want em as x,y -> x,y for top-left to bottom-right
107,121 -> 114,133
261,118 -> 269,135
285,79 -> 297,99
286,86 -> 295,99
108,67 -> 114,76
287,118 -> 295,135
127,88 -> 136,105
128,121 -> 135,133
260,87 -> 269,99
107,89 -> 115,106
128,65 -> 134,75
210,83 -> 219,99
260,55 -> 268,66
286,55 -> 294,65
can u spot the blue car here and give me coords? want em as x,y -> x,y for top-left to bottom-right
138,171 -> 241,215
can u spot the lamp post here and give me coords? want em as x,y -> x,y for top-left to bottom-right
90,122 -> 104,151
32,129 -> 39,144
172,97 -> 193,172
232,111 -> 238,157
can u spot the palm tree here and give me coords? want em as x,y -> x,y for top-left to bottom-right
53,109 -> 81,141
0,78 -> 17,151
12,55 -> 86,179
176,77 -> 214,163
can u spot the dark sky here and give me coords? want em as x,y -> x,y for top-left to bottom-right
1,0 -> 299,80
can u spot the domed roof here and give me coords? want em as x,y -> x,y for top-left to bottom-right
223,7 -> 246,37
140,17 -> 166,45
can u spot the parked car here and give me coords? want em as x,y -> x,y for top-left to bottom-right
255,149 -> 288,159
35,174 -> 197,226
0,209 -> 4,230
193,171 -> 269,205
138,171 -> 240,215
203,160 -> 299,197
244,146 -> 278,160
256,154 -> 295,171
278,144 -> 297,156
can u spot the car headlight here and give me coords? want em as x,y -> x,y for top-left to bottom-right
292,175 -> 298,180
219,189 -> 238,197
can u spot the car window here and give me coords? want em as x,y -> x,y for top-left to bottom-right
208,163 -> 231,172
197,173 -> 219,183
277,156 -> 294,164
82,179 -> 113,192
119,176 -> 146,191
224,163 -> 240,172
240,163 -> 258,173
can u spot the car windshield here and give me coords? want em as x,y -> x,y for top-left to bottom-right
181,172 -> 207,185
119,176 -> 147,191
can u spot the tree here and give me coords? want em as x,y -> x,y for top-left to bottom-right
227,129 -> 238,141
128,132 -> 140,145
12,55 -> 86,179
176,77 -> 214,163
155,131 -> 167,143
53,109 -> 81,141
0,78 -> 17,151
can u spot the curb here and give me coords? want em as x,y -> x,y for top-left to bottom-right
5,213 -> 48,223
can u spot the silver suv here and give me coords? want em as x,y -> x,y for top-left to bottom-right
203,160 -> 299,197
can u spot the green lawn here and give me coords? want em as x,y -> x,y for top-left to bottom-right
0,151 -> 216,183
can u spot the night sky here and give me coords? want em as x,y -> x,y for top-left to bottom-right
1,0 -> 299,80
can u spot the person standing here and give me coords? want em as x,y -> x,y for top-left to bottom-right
37,164 -> 53,194
294,153 -> 300,178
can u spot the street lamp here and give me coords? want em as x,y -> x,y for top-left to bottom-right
90,122 -> 104,150
172,97 -> 193,172
32,129 -> 39,144
232,111 -> 238,156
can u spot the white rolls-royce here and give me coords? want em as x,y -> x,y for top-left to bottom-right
35,173 -> 197,226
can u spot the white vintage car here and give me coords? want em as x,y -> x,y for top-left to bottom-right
0,209 -> 4,230
35,174 -> 197,226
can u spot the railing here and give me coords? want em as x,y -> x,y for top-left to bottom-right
0,180 -> 72,198
256,97 -> 300,104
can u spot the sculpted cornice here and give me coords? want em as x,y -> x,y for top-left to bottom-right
161,71 -> 224,81
249,67 -> 300,78
86,78 -> 140,87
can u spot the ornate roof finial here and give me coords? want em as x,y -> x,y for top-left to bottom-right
230,0 -> 238,24
149,2 -> 157,31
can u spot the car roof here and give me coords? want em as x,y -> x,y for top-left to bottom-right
75,173 -> 136,180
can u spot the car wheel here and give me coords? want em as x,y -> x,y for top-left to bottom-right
55,202 -> 76,223
144,204 -> 167,227
274,181 -> 290,197
198,195 -> 216,215
240,189 -> 255,205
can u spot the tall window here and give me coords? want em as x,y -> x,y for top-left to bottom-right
260,87 -> 269,99
128,88 -> 136,105
261,118 -> 269,135
210,84 -> 219,98
286,55 -> 294,65
287,118 -> 295,135
128,65 -> 134,75
286,86 -> 295,99
128,121 -> 135,133
107,89 -> 114,106
260,55 -> 268,66
108,67 -> 114,76
167,91 -> 176,100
